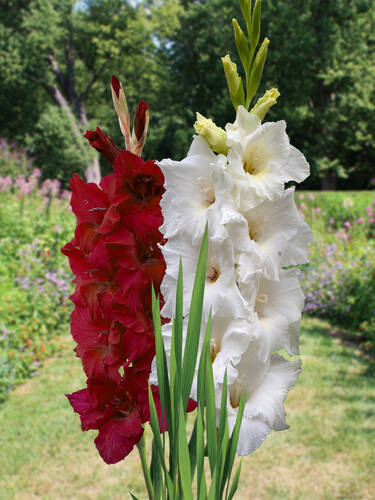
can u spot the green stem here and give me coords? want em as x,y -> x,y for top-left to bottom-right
136,433 -> 154,500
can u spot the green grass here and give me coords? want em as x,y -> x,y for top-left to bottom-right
0,318 -> 374,500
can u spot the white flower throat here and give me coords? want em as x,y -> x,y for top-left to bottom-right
242,145 -> 264,176
255,292 -> 268,318
196,176 -> 215,207
210,338 -> 219,363
229,375 -> 246,409
248,216 -> 267,241
206,257 -> 220,282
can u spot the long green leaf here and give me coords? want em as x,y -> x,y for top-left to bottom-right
129,494 -> 139,500
196,402 -> 207,499
218,370 -> 228,444
150,438 -> 163,500
217,370 -> 229,496
152,286 -> 173,442
204,313 -> 217,476
197,310 -> 211,413
168,320 -> 179,484
148,384 -> 175,499
177,396 -> 194,500
181,224 -> 208,409
188,416 -> 198,479
169,260 -> 184,480
227,459 -> 243,500
218,424 -> 230,498
223,391 -> 247,497
207,464 -> 218,500
174,258 -> 184,373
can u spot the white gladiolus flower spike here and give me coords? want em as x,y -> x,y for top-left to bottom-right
226,105 -> 310,210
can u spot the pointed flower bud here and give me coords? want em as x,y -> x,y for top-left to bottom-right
84,127 -> 121,165
247,37 -> 269,103
250,0 -> 261,49
239,0 -> 252,31
250,88 -> 280,121
111,75 -> 131,150
232,18 -> 249,70
222,54 -> 245,110
131,100 -> 150,156
194,113 -> 229,155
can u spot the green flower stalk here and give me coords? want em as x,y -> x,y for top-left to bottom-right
223,0 -> 274,113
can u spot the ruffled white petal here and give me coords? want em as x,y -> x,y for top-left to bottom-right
225,106 -> 311,208
236,187 -> 312,280
226,105 -> 261,146
226,354 -> 301,455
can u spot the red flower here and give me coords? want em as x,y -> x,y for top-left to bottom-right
109,151 -> 164,210
70,306 -> 155,381
67,372 -> 149,464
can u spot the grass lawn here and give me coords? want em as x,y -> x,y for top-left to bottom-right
0,318 -> 374,500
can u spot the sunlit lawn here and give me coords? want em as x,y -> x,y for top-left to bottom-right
0,317 -> 374,500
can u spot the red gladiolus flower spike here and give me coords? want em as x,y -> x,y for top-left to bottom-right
63,81 -> 196,466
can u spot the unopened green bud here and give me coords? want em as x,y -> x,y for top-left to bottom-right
248,37 -> 269,103
239,0 -> 252,30
222,54 -> 245,110
194,113 -> 229,155
250,88 -> 280,120
232,18 -> 249,69
250,0 -> 261,49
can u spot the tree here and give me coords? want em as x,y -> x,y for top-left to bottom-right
0,0 -> 156,184
152,0 -> 375,189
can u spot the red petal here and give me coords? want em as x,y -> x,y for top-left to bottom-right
70,174 -> 109,224
111,407 -> 143,437
96,205 -> 121,235
95,419 -> 142,464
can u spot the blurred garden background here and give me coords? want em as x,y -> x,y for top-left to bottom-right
0,0 -> 374,499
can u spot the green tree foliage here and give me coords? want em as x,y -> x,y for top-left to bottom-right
0,0 -> 156,185
260,0 -> 375,189
151,0 -> 375,188
0,0 -> 374,189
25,106 -> 94,185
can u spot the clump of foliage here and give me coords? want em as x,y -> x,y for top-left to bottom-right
298,192 -> 375,352
0,173 -> 74,403
25,106 -> 93,186
0,138 -> 34,179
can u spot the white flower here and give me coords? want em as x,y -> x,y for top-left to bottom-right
224,352 -> 301,456
239,268 -> 304,360
202,315 -> 257,387
160,232 -> 249,320
226,106 -> 310,211
235,187 -> 313,281
158,136 -> 239,246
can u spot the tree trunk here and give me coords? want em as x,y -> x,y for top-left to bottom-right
85,155 -> 101,184
46,51 -> 102,185
321,170 -> 337,190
